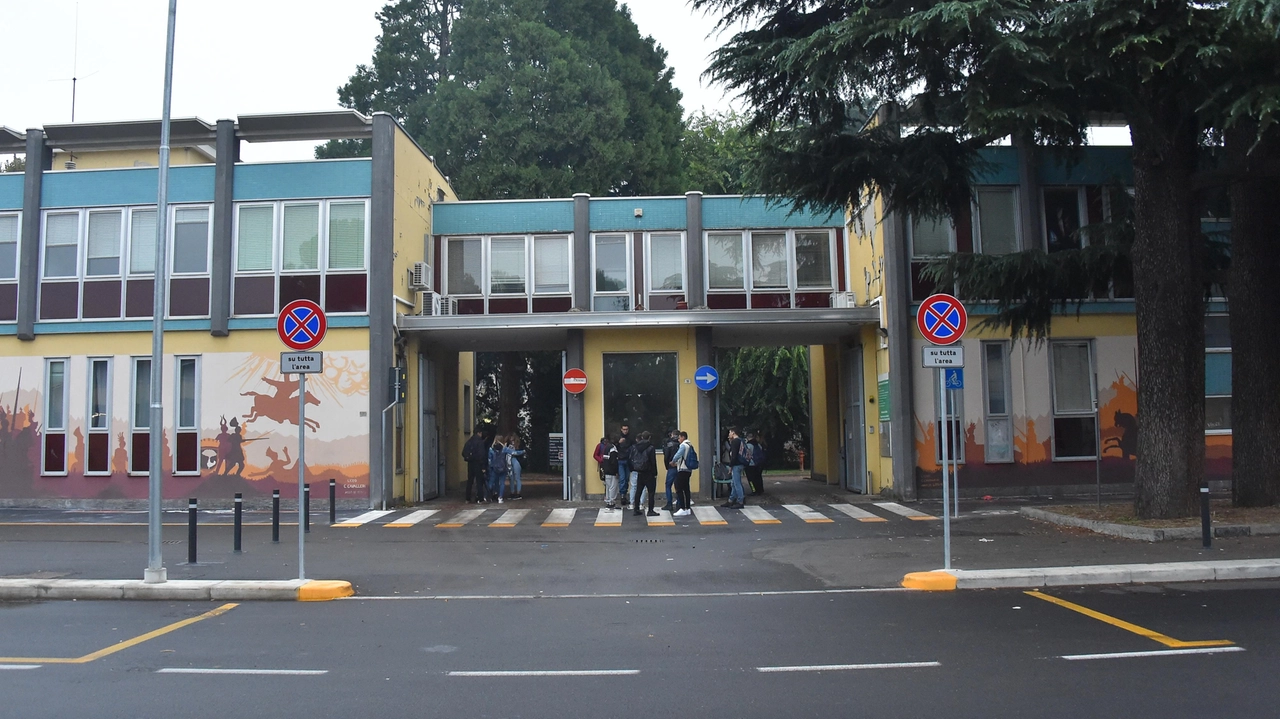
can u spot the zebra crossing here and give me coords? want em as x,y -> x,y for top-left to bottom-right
332,502 -> 939,530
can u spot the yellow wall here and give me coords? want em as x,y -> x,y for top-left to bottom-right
0,326 -> 370,357
809,345 -> 841,485
53,148 -> 214,170
862,325 -> 893,495
581,328 -> 701,495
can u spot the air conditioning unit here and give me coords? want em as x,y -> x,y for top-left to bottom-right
831,291 -> 857,308
410,262 -> 432,290
418,291 -> 458,316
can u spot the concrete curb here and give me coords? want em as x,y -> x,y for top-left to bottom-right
1021,506 -> 1280,541
902,558 -> 1280,591
0,578 -> 354,602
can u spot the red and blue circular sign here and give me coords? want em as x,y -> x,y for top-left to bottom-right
916,293 -> 967,346
277,299 -> 327,351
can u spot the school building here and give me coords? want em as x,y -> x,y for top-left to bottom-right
0,112 -> 1232,507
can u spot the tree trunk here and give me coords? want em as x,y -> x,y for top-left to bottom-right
1227,124 -> 1280,507
497,352 -> 525,436
1128,108 -> 1205,519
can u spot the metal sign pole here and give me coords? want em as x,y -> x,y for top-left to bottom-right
951,387 -> 960,519
297,371 -> 306,581
939,366 -> 951,570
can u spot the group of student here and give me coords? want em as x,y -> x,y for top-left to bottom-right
594,424 -> 699,517
461,424 -> 526,503
719,426 -> 768,509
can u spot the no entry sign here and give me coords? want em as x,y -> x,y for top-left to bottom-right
916,293 -> 967,346
562,368 -> 588,395
278,299 -> 327,351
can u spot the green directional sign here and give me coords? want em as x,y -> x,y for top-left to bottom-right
878,378 -> 891,422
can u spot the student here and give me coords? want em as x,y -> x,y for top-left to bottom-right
670,430 -> 696,517
462,424 -> 491,503
661,430 -> 681,512
721,427 -> 746,509
630,431 -> 659,517
600,436 -> 621,509
505,436 -> 526,500
616,424 -> 633,506
745,431 -> 766,496
488,435 -> 509,504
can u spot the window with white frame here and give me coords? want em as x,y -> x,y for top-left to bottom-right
86,210 -> 123,276
236,204 -> 274,273
87,357 -> 112,474
128,208 -> 157,275
446,237 -> 482,295
130,358 -> 151,474
282,203 -> 319,272
750,232 -> 788,289
1205,316 -> 1231,433
172,207 -> 211,274
706,232 -> 744,290
974,188 -> 1019,254
533,235 -> 571,294
593,233 -> 630,311
327,202 -> 366,270
708,229 -> 834,294
489,236 -> 527,295
982,342 -> 1013,463
1050,341 -> 1097,459
1044,188 -> 1085,253
647,232 -> 683,292
175,356 -> 200,474
43,212 -> 79,278
43,359 -> 68,475
0,213 -> 17,281
910,216 -> 953,257
795,231 -> 833,289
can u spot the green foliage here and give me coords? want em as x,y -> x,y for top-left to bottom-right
1,155 -> 24,173
681,111 -> 756,195
717,346 -> 810,467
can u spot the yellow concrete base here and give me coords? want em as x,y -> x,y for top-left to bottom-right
297,580 -> 354,601
901,571 -> 958,591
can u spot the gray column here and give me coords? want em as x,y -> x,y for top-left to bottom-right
16,130 -> 50,341
685,191 -> 704,308
369,113 -> 396,509
209,119 -> 236,337
1014,134 -> 1042,252
565,328 -> 586,500
696,326 -> 716,499
882,204 -> 917,500
573,193 -> 590,311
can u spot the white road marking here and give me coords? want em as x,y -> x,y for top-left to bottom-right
647,509 -> 674,527
740,506 -> 781,524
542,508 -> 577,527
829,503 -> 889,522
448,665 -> 640,670
384,509 -> 438,528
783,504 -> 834,523
595,508 -> 623,526
757,661 -> 941,673
346,587 -> 910,601
873,502 -> 939,520
332,510 -> 396,527
0,665 -> 40,670
692,506 -> 726,525
156,668 -> 329,675
437,509 -> 486,528
489,509 -> 531,527
1061,647 -> 1246,661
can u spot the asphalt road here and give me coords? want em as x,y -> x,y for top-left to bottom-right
1,582 -> 1278,718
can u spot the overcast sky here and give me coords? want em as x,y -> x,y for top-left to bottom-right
2,0 -> 741,161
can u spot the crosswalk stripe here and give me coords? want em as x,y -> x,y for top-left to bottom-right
874,502 -> 939,520
740,506 -> 781,524
692,506 -> 727,525
490,509 -> 530,527
646,509 -> 674,527
829,504 -> 889,522
437,508 -> 486,528
543,508 -> 577,527
595,508 -> 623,526
783,504 -> 834,523
385,509 -> 439,527
333,510 -> 396,527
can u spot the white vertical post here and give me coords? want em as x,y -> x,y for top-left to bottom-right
939,367 -> 951,570
951,387 -> 960,519
297,371 -> 306,581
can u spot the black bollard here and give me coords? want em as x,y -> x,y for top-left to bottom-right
329,478 -> 336,525
233,493 -> 243,553
304,484 -> 311,534
272,489 -> 280,543
1201,485 -> 1212,549
188,498 -> 198,565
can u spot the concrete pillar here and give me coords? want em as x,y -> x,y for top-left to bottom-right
573,194 -> 590,311
696,326 -> 716,499
685,191 -> 704,308
16,130 -> 51,341
369,113 -> 396,509
565,328 -> 586,500
209,119 -> 237,337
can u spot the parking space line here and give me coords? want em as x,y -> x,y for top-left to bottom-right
157,668 -> 329,675
1025,590 -> 1234,648
384,509 -> 438,528
1061,647 -> 1246,661
757,661 -> 941,673
740,506 -> 782,524
692,506 -> 726,525
542,508 -> 577,527
448,669 -> 639,677
0,603 -> 237,665
333,510 -> 396,528
490,509 -> 531,528
437,509 -> 487,528
873,502 -> 938,520
0,665 -> 40,670
829,504 -> 889,522
595,508 -> 623,526
783,504 -> 834,523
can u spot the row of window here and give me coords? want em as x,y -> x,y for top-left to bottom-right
42,356 -> 201,476
911,186 -> 1112,257
950,319 -> 1231,465
443,229 -> 836,310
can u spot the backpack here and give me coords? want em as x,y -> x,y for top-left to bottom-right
462,436 -> 480,463
632,444 -> 653,473
684,445 -> 699,470
742,442 -> 756,466
488,447 -> 506,473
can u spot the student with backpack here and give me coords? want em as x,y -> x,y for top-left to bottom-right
670,430 -> 697,517
661,430 -> 681,512
600,436 -> 621,509
745,431 -> 766,496
488,435 -> 509,503
462,424 -> 491,503
721,427 -> 747,509
630,431 -> 659,517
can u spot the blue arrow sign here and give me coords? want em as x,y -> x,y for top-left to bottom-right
694,365 -> 719,391
945,367 -> 964,390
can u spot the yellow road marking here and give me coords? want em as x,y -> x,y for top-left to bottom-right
1025,591 -> 1233,648
0,603 -> 238,664
907,516 -> 940,521
0,523 -> 296,527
